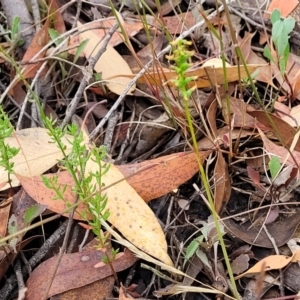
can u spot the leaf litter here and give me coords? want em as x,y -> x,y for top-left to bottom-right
3,0 -> 300,299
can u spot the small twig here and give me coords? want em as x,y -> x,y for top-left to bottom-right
103,110 -> 119,153
165,195 -> 175,230
120,101 -> 135,156
29,0 -> 42,128
60,22 -> 120,128
229,5 -> 268,31
14,259 -> 27,300
0,81 -> 41,125
30,0 -> 41,32
67,223 -> 80,253
72,0 -> 82,29
31,86 -> 39,128
20,251 -> 32,275
111,103 -> 124,156
79,229 -> 90,252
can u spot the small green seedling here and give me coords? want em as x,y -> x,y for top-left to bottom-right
268,155 -> 282,180
263,9 -> 295,75
10,17 -> 24,48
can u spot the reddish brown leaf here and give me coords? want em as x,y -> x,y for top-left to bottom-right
21,20 -> 50,80
18,152 -> 211,220
26,249 -> 137,299
51,239 -> 115,300
265,0 -> 298,18
292,72 -> 300,99
206,99 -> 218,137
51,277 -> 114,300
17,172 -> 85,220
229,97 -> 267,129
197,127 -> 254,150
258,127 -> 300,167
49,0 -> 66,34
118,151 -> 212,201
248,110 -> 300,152
247,166 -> 263,189
213,152 -> 231,214
0,198 -> 11,237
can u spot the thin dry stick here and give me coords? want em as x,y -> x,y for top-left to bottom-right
60,22 -> 120,128
0,81 -> 40,124
89,0 -> 234,141
72,0 -> 82,29
29,0 -> 41,128
116,102 -> 135,160
30,0 -> 41,31
14,259 -> 27,300
103,110 -> 119,153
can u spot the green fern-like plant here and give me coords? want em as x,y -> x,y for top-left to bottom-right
41,116 -> 115,256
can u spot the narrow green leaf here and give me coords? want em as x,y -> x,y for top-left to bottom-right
74,39 -> 89,63
263,45 -> 275,63
11,17 -> 20,38
25,204 -> 47,224
48,28 -> 63,46
270,9 -> 281,25
184,236 -> 204,266
269,156 -> 281,180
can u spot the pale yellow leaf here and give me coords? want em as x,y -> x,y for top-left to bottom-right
78,21 -> 135,95
0,128 -> 72,191
85,158 -> 173,266
235,254 -> 293,280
